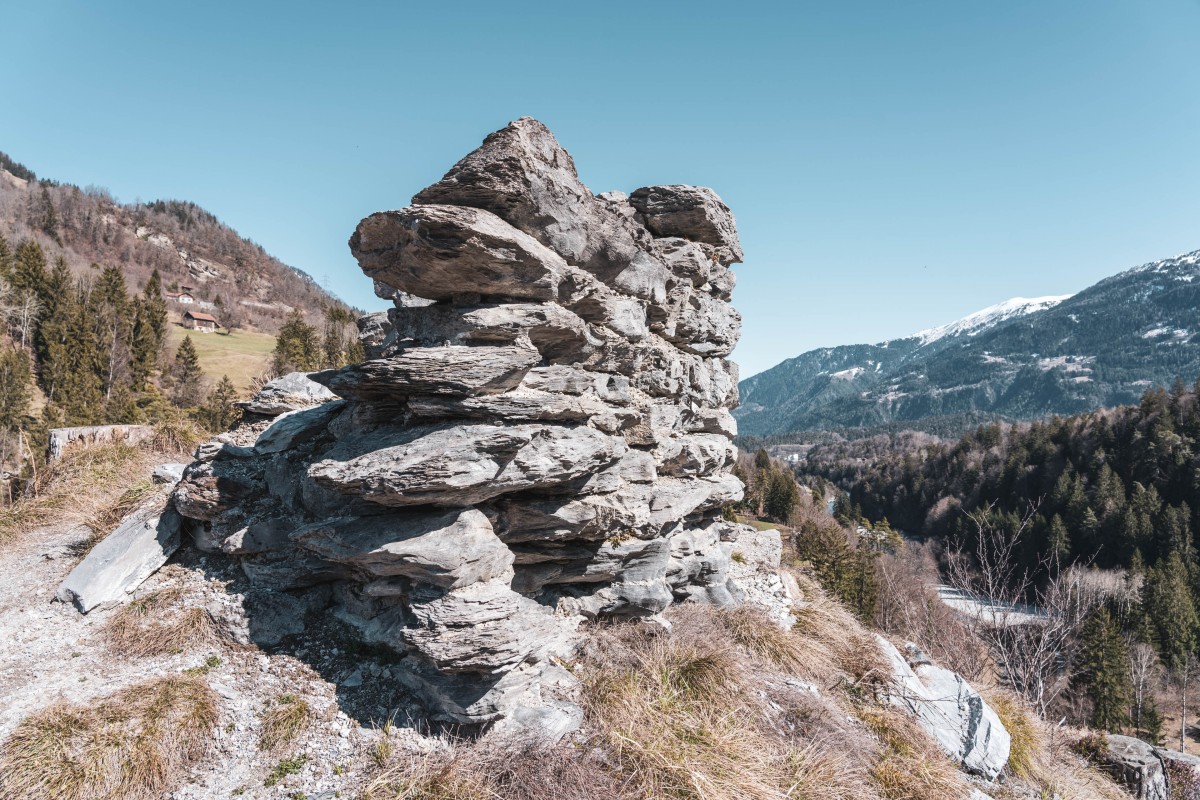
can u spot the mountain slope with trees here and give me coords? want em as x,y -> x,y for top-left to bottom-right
0,150 -> 352,333
737,250 -> 1200,436
0,151 -> 364,486
796,379 -> 1200,745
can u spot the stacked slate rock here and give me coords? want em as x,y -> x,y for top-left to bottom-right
172,117 -> 747,730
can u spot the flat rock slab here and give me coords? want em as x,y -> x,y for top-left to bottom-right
351,204 -> 571,302
56,495 -> 182,613
239,372 -> 338,416
311,345 -> 540,400
254,401 -> 344,454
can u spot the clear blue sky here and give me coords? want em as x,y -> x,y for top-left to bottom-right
3,1 -> 1198,378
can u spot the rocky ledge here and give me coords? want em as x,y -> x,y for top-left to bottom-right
170,118 -> 752,732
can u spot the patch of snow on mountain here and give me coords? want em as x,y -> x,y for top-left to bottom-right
1143,327 -> 1170,339
913,295 -> 1071,346
830,366 -> 865,380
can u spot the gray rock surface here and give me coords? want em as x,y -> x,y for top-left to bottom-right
170,117 -> 747,733
878,636 -> 1011,780
239,372 -> 338,416
56,493 -> 182,613
1104,735 -> 1168,800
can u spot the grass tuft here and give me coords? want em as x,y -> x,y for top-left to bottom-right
259,693 -> 312,751
102,589 -> 220,658
0,674 -> 219,800
858,706 -> 971,800
264,753 -> 308,788
718,604 -> 807,674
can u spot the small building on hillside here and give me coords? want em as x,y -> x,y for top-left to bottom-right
183,310 -> 220,332
165,290 -> 195,304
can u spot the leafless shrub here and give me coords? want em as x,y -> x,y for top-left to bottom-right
874,542 -> 990,680
945,502 -> 1100,717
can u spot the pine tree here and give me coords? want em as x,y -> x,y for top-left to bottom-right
195,375 -> 239,432
1047,514 -> 1071,563
1078,607 -> 1132,731
764,468 -> 800,522
1143,552 -> 1200,673
271,309 -> 321,374
170,336 -> 204,407
0,233 -> 11,281
10,240 -> 48,301
0,345 -> 32,430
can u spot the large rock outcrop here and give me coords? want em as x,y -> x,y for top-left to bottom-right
171,118 -> 747,730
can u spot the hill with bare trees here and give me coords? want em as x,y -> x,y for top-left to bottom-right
0,151 -> 353,334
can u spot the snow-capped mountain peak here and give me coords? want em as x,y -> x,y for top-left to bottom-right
912,295 -> 1071,346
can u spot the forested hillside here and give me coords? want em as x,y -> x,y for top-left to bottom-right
0,152 -> 364,484
0,151 -> 349,332
795,380 -> 1200,743
803,379 -> 1200,572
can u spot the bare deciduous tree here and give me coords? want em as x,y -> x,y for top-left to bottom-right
945,501 -> 1100,718
1128,640 -> 1161,735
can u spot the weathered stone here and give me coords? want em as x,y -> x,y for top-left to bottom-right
878,636 -> 1011,779
310,423 -> 627,507
357,310 -> 396,359
47,424 -> 154,462
630,185 -> 743,265
254,401 -> 343,454
57,495 -> 181,613
310,345 -> 539,400
151,463 -> 188,485
1104,735 -> 1167,800
165,117 -> 748,736
391,302 -> 601,361
351,204 -> 571,302
239,372 -> 337,416
291,509 -> 513,590
173,461 -> 265,523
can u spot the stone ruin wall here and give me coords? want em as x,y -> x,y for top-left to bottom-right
172,117 -> 749,729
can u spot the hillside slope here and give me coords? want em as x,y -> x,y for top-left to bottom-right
0,152 -> 351,333
737,250 -> 1200,435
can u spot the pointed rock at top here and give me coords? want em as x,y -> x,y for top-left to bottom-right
412,118 -> 594,267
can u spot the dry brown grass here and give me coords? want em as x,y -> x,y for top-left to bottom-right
358,581 -> 1131,800
0,444 -> 148,544
857,706 -> 971,800
0,674 -> 219,800
101,589 -> 221,658
576,605 -> 883,800
789,575 -> 891,691
0,423 -> 199,549
258,693 -> 313,751
979,691 -> 1133,800
363,740 -> 626,800
718,604 -> 808,673
147,418 -> 206,455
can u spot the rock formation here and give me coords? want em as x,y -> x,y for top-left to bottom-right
877,637 -> 1011,780
170,118 -> 748,730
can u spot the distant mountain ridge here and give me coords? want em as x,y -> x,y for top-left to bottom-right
735,249 -> 1200,436
911,295 -> 1070,345
0,152 -> 350,333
